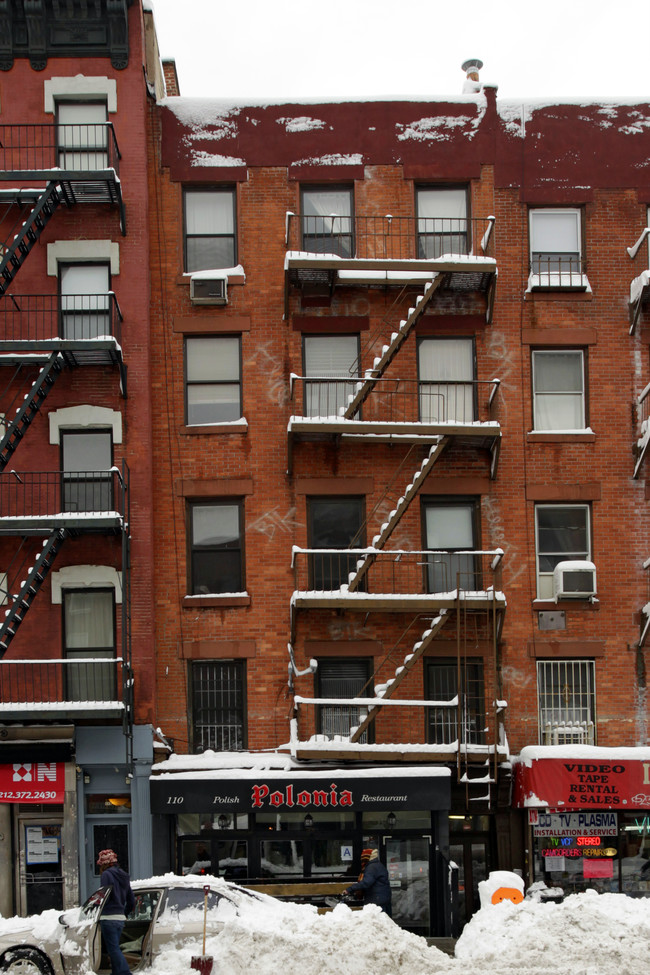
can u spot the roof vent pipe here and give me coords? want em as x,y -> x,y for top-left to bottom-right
462,58 -> 483,93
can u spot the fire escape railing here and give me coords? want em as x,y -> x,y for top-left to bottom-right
0,293 -> 123,345
0,123 -> 121,176
0,466 -> 128,519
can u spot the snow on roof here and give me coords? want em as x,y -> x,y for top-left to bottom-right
514,744 -> 650,766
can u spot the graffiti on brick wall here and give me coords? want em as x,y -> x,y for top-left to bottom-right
483,495 -> 527,588
327,619 -> 373,641
245,340 -> 290,406
500,665 -> 533,689
247,505 -> 301,539
485,329 -> 518,422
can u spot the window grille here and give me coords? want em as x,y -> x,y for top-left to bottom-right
537,659 -> 596,745
191,661 -> 246,752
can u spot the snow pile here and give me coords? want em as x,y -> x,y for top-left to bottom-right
455,889 -> 650,975
148,900 -> 448,975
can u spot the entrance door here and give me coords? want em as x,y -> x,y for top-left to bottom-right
17,817 -> 64,914
385,836 -> 431,936
449,837 -> 489,929
84,818 -> 130,899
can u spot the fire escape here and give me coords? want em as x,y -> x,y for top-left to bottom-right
0,122 -> 133,761
285,209 -> 507,810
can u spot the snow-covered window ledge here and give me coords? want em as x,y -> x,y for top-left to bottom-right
178,265 -> 246,287
527,429 -> 595,443
526,272 -> 591,293
182,593 -> 250,609
181,419 -> 248,436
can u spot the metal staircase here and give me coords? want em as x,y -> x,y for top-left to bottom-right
347,438 -> 449,593
0,353 -> 63,470
348,611 -> 450,742
343,276 -> 442,419
0,184 -> 67,295
0,527 -> 68,656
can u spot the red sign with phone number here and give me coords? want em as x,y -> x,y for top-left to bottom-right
0,763 -> 64,803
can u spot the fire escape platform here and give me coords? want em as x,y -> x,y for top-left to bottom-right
630,270 -> 650,334
0,338 -> 123,369
0,513 -> 124,536
0,701 -> 124,722
0,170 -> 122,204
291,590 -> 506,612
290,740 -> 509,764
285,252 -> 496,276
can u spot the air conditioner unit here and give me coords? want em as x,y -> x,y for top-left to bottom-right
543,721 -> 594,746
190,274 -> 228,305
553,560 -> 597,600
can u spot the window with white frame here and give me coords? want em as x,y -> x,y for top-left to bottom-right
185,336 -> 241,425
418,337 -> 475,423
529,208 -> 582,283
537,659 -> 596,745
61,428 -> 113,513
416,186 -> 468,258
424,498 -> 478,593
184,188 -> 236,272
56,101 -> 108,170
532,349 -> 586,431
63,588 -> 116,702
535,504 -> 590,600
59,263 -> 111,340
301,186 -> 353,258
302,334 -> 359,418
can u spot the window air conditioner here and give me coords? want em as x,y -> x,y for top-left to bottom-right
553,560 -> 597,600
190,275 -> 228,305
543,722 -> 594,746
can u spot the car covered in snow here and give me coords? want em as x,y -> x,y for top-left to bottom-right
0,875 -> 265,974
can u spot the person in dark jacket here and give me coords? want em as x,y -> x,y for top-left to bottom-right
343,847 -> 392,917
97,848 -> 136,975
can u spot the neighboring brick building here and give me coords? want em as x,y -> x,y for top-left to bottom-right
0,0 -> 163,914
147,58 -> 650,935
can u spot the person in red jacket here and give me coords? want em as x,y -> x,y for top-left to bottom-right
97,849 -> 135,975
343,847 -> 392,917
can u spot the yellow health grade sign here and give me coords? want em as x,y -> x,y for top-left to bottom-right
0,762 -> 64,803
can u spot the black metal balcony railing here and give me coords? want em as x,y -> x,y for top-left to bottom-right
0,657 -> 127,708
0,468 -> 128,519
529,253 -> 586,288
293,548 -> 503,594
0,294 -> 122,345
286,213 -> 495,261
291,376 -> 500,423
0,124 -> 121,175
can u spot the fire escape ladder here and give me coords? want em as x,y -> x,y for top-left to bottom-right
0,183 -> 65,296
348,610 -> 450,743
0,353 -> 63,471
0,528 -> 68,657
347,438 -> 449,593
342,275 -> 442,419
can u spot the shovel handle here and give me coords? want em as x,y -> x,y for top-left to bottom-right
202,885 -> 210,954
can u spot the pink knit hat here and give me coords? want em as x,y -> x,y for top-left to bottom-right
97,849 -> 118,869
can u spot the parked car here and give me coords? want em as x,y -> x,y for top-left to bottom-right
0,875 -> 266,974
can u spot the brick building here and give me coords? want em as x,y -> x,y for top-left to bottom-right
0,0 -> 163,914
146,54 -> 650,935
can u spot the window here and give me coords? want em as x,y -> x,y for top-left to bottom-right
189,501 -> 243,595
317,658 -> 373,742
426,659 -> 485,745
424,499 -> 479,593
535,504 -> 590,600
418,337 -> 475,423
301,186 -> 353,258
417,186 -> 468,258
302,334 -> 359,418
191,660 -> 246,752
529,208 -> 582,283
185,336 -> 241,424
532,350 -> 586,431
59,263 -> 110,340
537,659 -> 596,745
308,497 -> 364,590
56,101 -> 108,170
61,429 -> 112,512
63,588 -> 116,701
184,189 -> 236,272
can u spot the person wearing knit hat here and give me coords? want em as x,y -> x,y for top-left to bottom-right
97,849 -> 135,975
342,846 -> 392,917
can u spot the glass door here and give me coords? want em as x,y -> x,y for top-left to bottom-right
449,837 -> 489,929
385,836 -> 431,936
18,817 -> 64,914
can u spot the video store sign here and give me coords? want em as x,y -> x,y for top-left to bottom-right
515,756 -> 650,810
0,763 -> 64,803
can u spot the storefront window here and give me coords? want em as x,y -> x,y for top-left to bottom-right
362,810 -> 431,830
620,812 -> 650,896
176,812 -> 249,834
255,811 -> 354,830
85,794 -> 131,815
260,839 -> 303,877
532,811 -> 619,894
